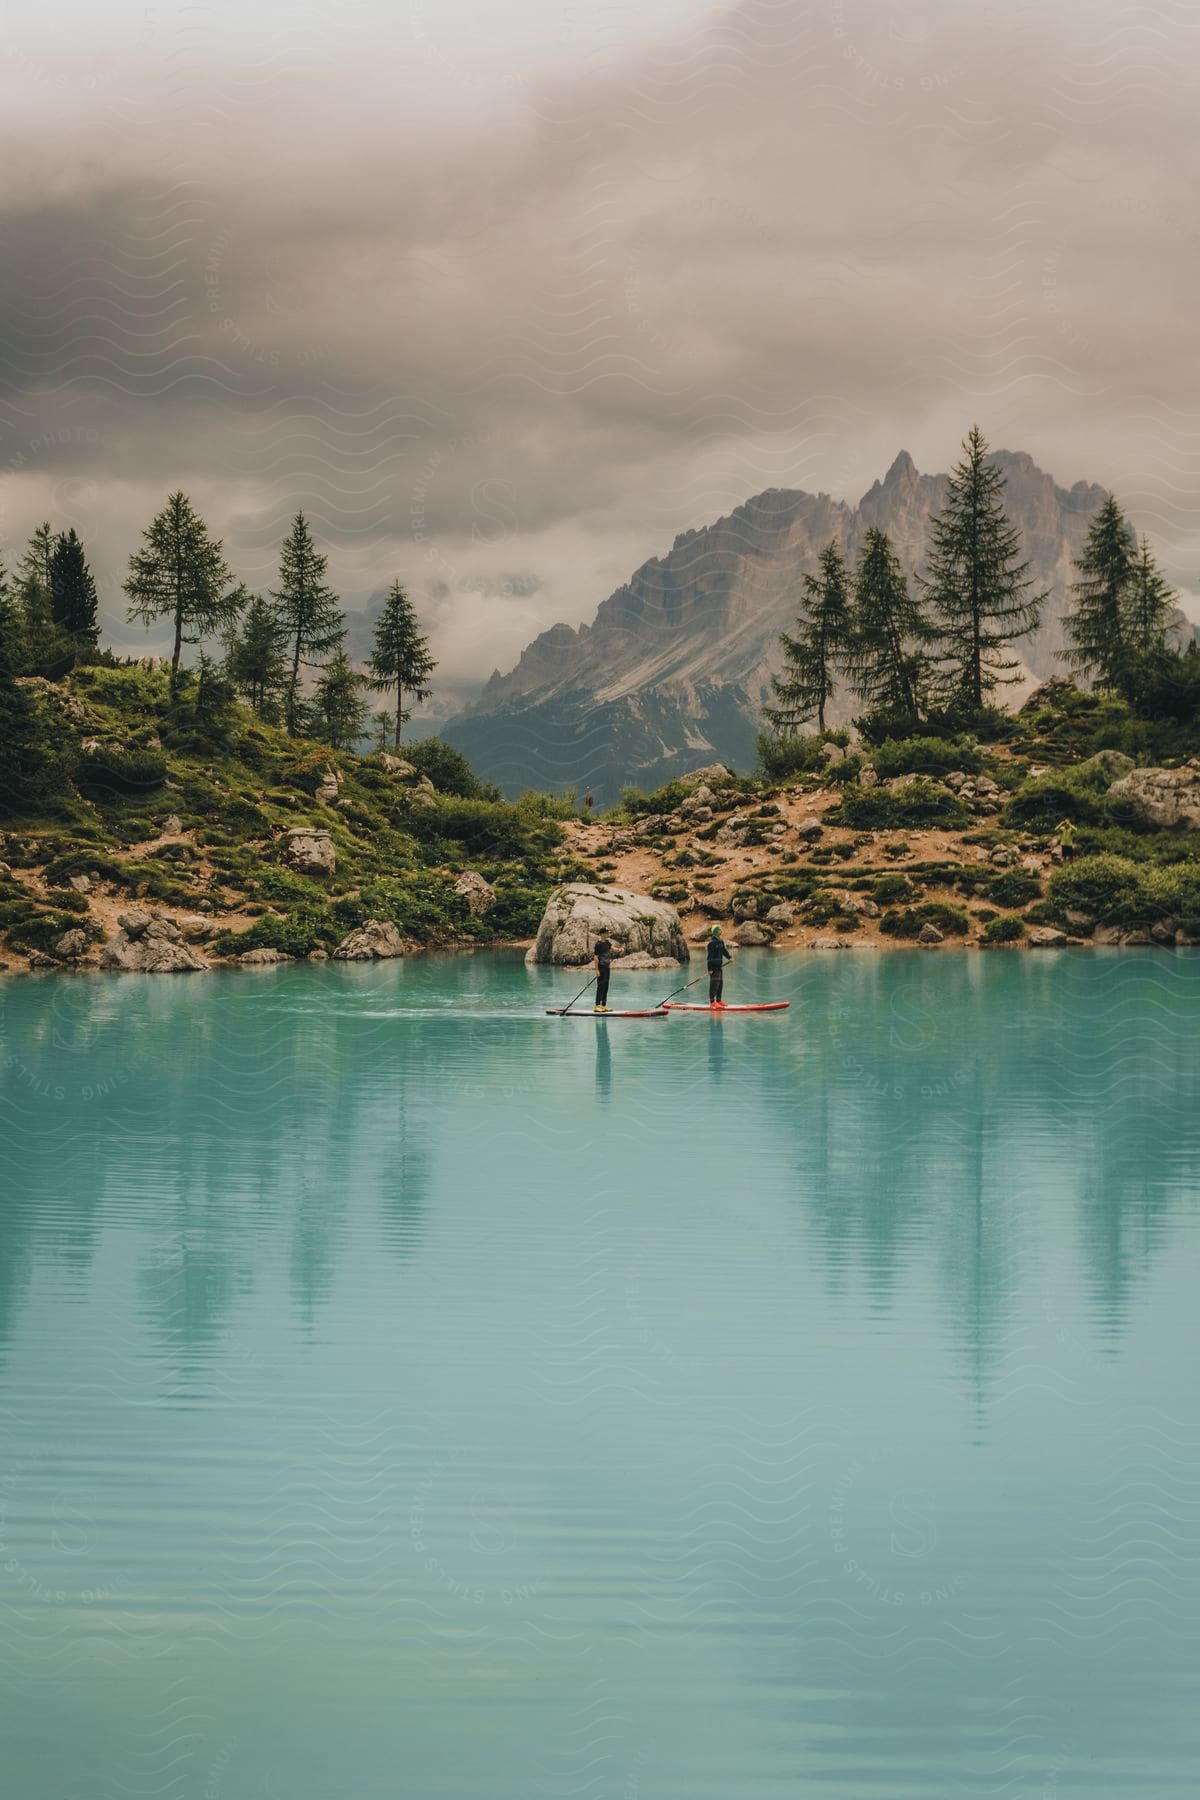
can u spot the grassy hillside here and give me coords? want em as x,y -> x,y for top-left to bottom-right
0,664 -> 590,966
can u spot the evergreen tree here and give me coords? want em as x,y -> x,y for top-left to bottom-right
764,540 -> 851,735
16,523 -> 65,675
312,643 -> 369,749
1124,535 -> 1176,660
367,580 -> 436,748
0,575 -> 44,814
922,425 -> 1046,710
226,590 -> 286,717
124,492 -> 235,695
846,528 -> 931,724
271,513 -> 344,734
48,528 -> 100,649
1061,493 -> 1136,691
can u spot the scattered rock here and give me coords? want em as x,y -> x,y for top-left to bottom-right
944,771 -> 967,790
102,916 -> 206,972
918,923 -> 944,945
282,827 -> 336,877
178,916 -> 215,943
734,921 -> 772,946
54,929 -> 89,960
1108,765 -> 1200,830
1093,924 -> 1122,946
764,902 -> 795,926
377,753 -> 416,777
858,766 -> 878,787
238,947 -> 290,966
409,788 -> 437,810
795,817 -> 824,840
1175,928 -> 1196,947
611,952 -> 679,970
27,949 -> 60,968
308,948 -> 329,961
527,884 -> 688,966
678,764 -> 731,791
453,870 -> 496,917
68,874 -> 92,894
162,814 -> 183,835
1120,929 -> 1152,946
332,920 -> 406,961
1150,919 -> 1177,945
1064,909 -> 1095,932
688,926 -> 715,943
1028,926 -> 1068,947
821,742 -> 844,764
732,892 -> 759,921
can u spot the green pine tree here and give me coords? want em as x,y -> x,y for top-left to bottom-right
312,643 -> 369,749
922,425 -> 1046,711
846,528 -> 931,725
16,522 -> 67,676
226,590 -> 287,717
368,580 -> 437,748
48,528 -> 100,650
764,540 -> 851,735
1124,535 -> 1176,660
271,513 -> 344,734
124,492 -> 236,695
1061,493 -> 1136,691
0,574 -> 45,815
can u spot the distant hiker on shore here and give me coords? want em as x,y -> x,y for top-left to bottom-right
1055,818 -> 1077,861
707,925 -> 732,1006
593,932 -> 613,1012
583,789 -> 593,814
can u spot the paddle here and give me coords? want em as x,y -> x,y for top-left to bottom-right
656,971 -> 709,1008
558,972 -> 598,1016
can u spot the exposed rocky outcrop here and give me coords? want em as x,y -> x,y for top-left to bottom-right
282,827 -> 336,876
453,871 -> 496,916
526,883 -> 688,966
101,911 -> 206,973
237,947 -> 291,966
1108,765 -> 1200,830
332,920 -> 406,961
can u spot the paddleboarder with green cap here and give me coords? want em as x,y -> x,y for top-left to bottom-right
706,924 -> 732,1007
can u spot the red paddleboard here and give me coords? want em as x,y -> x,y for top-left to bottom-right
665,1002 -> 790,1013
546,1007 -> 669,1018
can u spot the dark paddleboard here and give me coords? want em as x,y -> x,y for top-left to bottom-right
664,1002 -> 790,1013
546,1007 -> 669,1018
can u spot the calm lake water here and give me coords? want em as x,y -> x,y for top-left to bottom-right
2,949 -> 1200,1798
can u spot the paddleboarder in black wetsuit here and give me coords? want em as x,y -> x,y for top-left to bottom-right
593,933 -> 613,1012
707,925 -> 732,1006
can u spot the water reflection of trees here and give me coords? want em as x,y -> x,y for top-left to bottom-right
774,953 -> 1200,1391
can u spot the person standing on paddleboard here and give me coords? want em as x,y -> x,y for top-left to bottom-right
707,925 -> 732,1007
593,932 -> 614,1012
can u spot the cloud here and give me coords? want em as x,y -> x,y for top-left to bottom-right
2,0 -> 1199,680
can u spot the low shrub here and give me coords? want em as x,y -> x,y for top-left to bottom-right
74,748 -> 168,798
880,902 -> 970,939
832,778 -> 970,831
872,873 -> 915,903
871,734 -> 983,779
1003,771 -> 1105,830
213,907 -> 339,958
982,914 -> 1026,944
981,869 -> 1042,908
1048,854 -> 1148,923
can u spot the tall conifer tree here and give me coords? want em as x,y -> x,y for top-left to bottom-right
226,590 -> 287,718
312,643 -> 369,749
124,492 -> 235,694
765,540 -> 851,735
1061,493 -> 1136,690
368,580 -> 436,748
922,425 -> 1046,710
48,528 -> 100,649
1124,535 -> 1176,660
846,528 -> 931,725
271,513 -> 344,734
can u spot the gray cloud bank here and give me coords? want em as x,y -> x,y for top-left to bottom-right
2,0 -> 1199,687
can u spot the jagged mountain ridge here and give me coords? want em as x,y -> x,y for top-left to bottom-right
444,450 -> 1107,802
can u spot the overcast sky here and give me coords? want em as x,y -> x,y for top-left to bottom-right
2,0 -> 1199,686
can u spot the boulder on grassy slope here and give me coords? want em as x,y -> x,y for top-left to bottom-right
526,884 -> 688,966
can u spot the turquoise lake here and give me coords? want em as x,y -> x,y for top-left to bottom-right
2,948 -> 1200,1797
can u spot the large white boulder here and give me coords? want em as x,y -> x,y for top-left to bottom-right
1108,765 -> 1200,830
526,883 -> 688,966
101,914 -> 206,972
282,827 -> 336,877
332,920 -> 406,961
